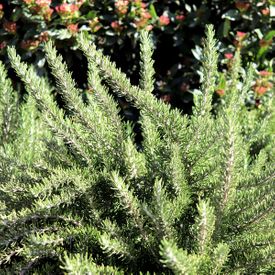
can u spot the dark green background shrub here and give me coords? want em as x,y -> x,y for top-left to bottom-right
0,0 -> 274,112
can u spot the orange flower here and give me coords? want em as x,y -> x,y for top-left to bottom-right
253,75 -> 273,96
111,21 -> 123,32
29,0 -> 53,21
115,0 -> 129,15
134,19 -> 144,29
140,10 -> 151,19
56,3 -> 79,19
43,7 -> 53,21
159,15 -> 170,26
224,53 -> 234,59
56,4 -> 78,13
261,8 -> 270,16
216,89 -> 225,96
21,39 -> 40,50
236,31 -> 246,40
259,70 -> 272,77
234,31 -> 247,48
3,21 -> 17,34
35,0 -> 51,7
254,85 -> 268,95
67,23 -> 79,34
176,14 -> 185,21
134,8 -> 151,29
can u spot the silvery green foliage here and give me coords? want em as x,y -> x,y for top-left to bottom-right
0,26 -> 274,274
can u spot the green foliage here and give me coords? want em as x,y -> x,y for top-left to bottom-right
0,60 -> 19,144
0,26 -> 274,274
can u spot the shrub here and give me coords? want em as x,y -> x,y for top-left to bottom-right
0,26 -> 274,274
0,1 -> 274,110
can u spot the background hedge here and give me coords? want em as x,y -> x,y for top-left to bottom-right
0,0 -> 274,115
